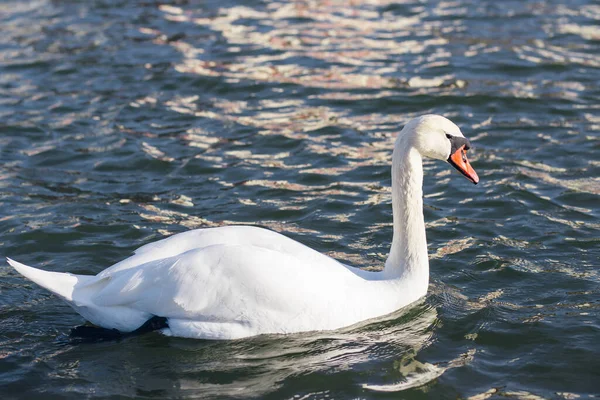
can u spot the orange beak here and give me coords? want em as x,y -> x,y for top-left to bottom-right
448,146 -> 479,184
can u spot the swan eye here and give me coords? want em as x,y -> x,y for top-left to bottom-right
445,133 -> 452,139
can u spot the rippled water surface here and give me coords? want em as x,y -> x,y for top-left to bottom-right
1,0 -> 599,398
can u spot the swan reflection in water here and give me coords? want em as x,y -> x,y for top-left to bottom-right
119,300 -> 444,397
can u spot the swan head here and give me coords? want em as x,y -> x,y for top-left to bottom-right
406,114 -> 479,184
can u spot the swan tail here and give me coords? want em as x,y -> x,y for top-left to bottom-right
7,257 -> 154,332
6,257 -> 94,302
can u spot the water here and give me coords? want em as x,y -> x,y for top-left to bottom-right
1,0 -> 599,398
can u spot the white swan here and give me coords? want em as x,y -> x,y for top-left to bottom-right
7,114 -> 479,340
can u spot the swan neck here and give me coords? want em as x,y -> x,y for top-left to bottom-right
385,141 -> 429,283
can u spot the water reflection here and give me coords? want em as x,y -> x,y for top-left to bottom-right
44,301 -> 443,398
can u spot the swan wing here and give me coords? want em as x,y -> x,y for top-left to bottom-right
87,243 -> 365,338
99,226 -> 324,277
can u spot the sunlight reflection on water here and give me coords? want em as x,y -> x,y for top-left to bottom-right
1,0 -> 599,398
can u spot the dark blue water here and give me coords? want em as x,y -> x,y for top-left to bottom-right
1,0 -> 599,398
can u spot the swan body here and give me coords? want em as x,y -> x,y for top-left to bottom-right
7,114 -> 479,340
